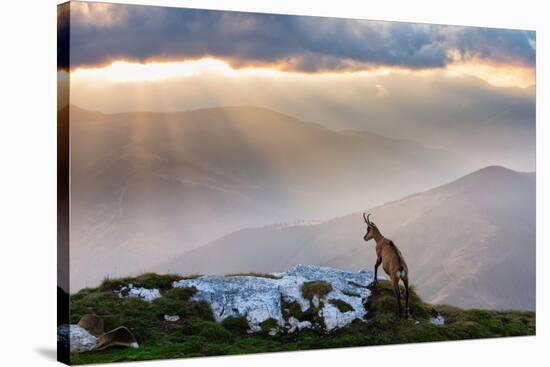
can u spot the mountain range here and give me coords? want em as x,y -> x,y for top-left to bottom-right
162,166 -> 535,310
69,105 -> 470,291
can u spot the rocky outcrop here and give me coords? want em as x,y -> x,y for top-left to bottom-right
173,264 -> 374,332
430,315 -> 446,325
61,265 -> 374,354
117,284 -> 161,302
57,324 -> 98,353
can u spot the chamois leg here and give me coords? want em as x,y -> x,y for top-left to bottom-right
403,277 -> 410,317
374,257 -> 382,286
392,276 -> 402,317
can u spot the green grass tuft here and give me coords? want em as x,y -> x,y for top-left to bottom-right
342,290 -> 361,297
260,318 -> 280,335
281,300 -> 304,321
184,320 -> 232,343
301,281 -> 333,301
222,316 -> 249,335
329,299 -> 355,312
99,273 -> 184,292
226,272 -> 282,279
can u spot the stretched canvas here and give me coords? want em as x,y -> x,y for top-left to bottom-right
57,1 -> 536,365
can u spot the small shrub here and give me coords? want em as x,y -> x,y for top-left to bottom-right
180,274 -> 203,280
189,300 -> 215,321
99,273 -> 183,292
329,299 -> 355,313
151,297 -> 184,317
222,316 -> 249,335
301,281 -> 333,301
260,318 -> 280,335
301,303 -> 326,329
164,287 -> 197,302
282,300 -> 304,320
188,320 -> 232,343
226,272 -> 282,279
342,290 -> 361,298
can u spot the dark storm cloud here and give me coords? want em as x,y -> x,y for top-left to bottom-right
69,2 -> 535,71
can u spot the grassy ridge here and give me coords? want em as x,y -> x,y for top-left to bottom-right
70,274 -> 535,365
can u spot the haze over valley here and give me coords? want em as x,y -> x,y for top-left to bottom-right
164,166 -> 534,310
70,105 -> 471,291
70,105 -> 535,311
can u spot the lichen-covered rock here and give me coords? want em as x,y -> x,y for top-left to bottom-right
287,317 -> 312,333
118,284 -> 161,302
57,324 -> 98,353
164,314 -> 180,322
173,264 -> 374,332
430,315 -> 445,325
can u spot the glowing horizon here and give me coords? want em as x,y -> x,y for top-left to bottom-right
70,57 -> 535,89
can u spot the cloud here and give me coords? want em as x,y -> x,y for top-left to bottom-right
68,2 -> 535,72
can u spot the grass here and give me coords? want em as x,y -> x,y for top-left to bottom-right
221,316 -> 249,335
329,299 -> 355,313
301,281 -> 333,301
226,272 -> 282,279
281,300 -> 304,320
69,275 -> 535,365
98,273 -> 184,292
342,290 -> 361,298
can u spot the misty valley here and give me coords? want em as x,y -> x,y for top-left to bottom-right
68,105 -> 535,312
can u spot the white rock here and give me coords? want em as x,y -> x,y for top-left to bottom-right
287,317 -> 312,333
298,320 -> 312,330
321,301 -> 360,331
58,324 -> 98,353
430,315 -> 445,325
172,264 -> 374,332
312,295 -> 320,308
118,284 -> 161,302
164,314 -> 180,322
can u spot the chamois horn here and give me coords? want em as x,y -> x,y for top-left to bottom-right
363,213 -> 371,225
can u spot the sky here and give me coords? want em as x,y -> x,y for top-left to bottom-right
61,1 -> 536,169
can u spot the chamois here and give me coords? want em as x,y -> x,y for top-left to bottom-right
363,213 -> 410,317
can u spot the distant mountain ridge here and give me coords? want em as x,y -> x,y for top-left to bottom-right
164,166 -> 535,310
69,105 -> 469,291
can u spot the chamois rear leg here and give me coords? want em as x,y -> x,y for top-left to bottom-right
403,276 -> 410,317
391,276 -> 402,317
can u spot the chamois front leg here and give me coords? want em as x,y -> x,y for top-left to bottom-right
374,257 -> 382,286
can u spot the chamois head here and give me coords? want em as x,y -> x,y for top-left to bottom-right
363,213 -> 375,242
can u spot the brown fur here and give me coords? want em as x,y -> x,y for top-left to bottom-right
363,213 -> 410,317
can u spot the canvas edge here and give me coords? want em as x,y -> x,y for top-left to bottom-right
57,1 -> 71,365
